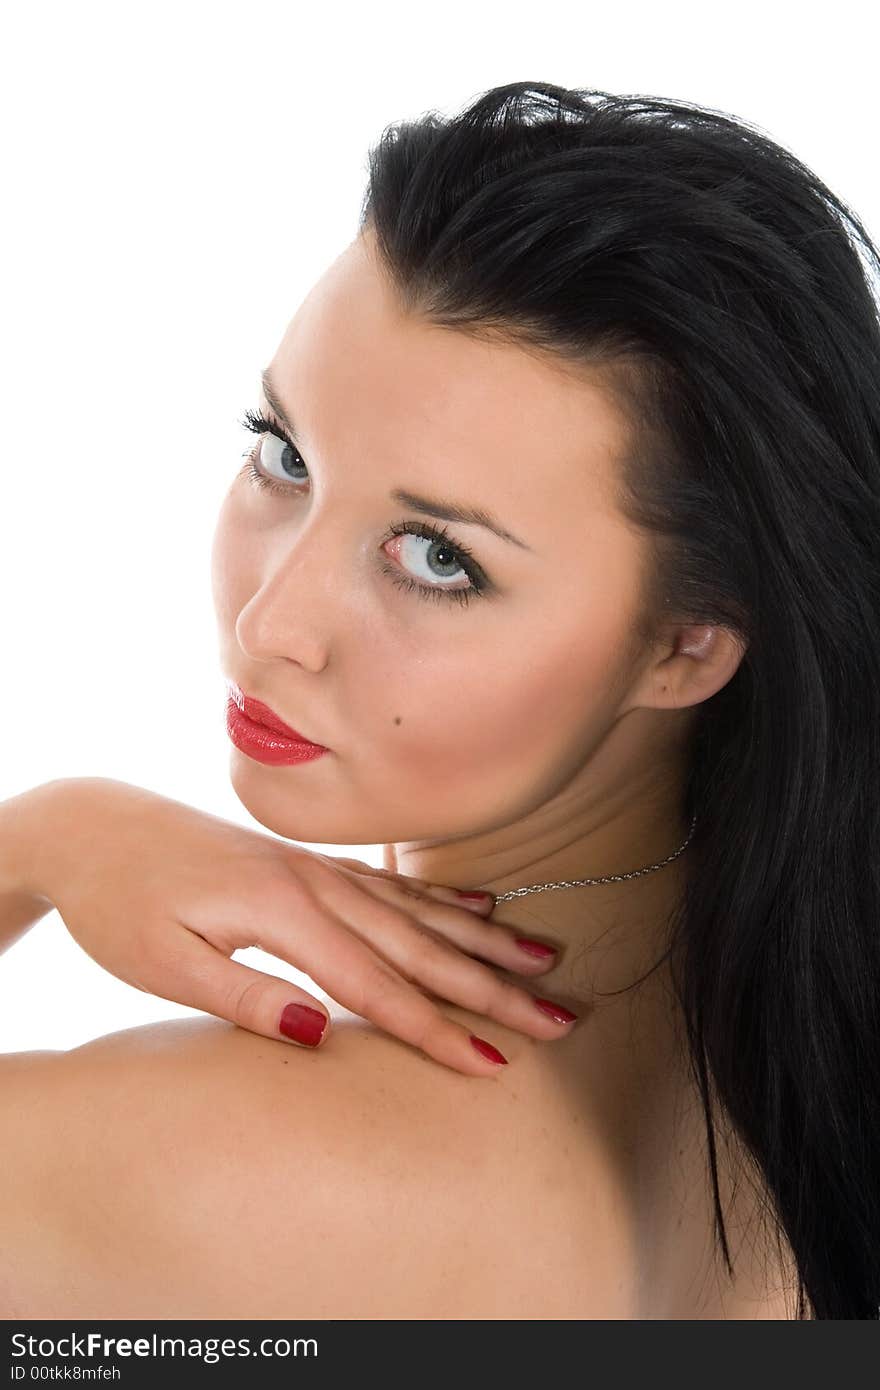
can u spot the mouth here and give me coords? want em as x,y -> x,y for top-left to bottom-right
225,680 -> 328,750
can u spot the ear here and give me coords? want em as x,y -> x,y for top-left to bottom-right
627,623 -> 748,712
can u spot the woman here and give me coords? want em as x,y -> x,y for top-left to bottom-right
1,80 -> 878,1320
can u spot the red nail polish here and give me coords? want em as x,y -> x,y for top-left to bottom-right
457,890 -> 493,902
470,1034 -> 508,1065
279,1002 -> 327,1046
514,937 -> 558,958
533,997 -> 578,1024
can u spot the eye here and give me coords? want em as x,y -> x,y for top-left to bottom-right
237,406 -> 493,607
380,521 -> 485,602
259,431 -> 309,484
238,407 -> 308,492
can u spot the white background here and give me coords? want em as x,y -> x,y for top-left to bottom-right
1,1 -> 877,1049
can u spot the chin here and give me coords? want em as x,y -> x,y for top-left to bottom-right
226,755 -> 377,846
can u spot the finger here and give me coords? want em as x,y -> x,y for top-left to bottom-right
263,873 -> 579,1045
312,853 -> 394,876
252,893 -> 525,1076
328,869 -> 560,977
315,854 -> 499,919
144,928 -> 332,1049
313,853 -> 427,887
381,874 -> 498,916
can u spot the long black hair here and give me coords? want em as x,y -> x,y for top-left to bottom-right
358,81 -> 880,1319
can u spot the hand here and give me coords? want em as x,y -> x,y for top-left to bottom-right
22,778 -> 573,1075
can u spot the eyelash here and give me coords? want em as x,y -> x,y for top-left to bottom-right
237,407 -> 488,608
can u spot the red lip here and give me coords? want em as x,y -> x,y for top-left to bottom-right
225,681 -> 329,764
236,689 -> 320,743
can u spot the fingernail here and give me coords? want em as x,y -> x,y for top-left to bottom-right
279,1002 -> 327,1046
514,937 -> 558,959
532,997 -> 578,1025
470,1034 -> 508,1065
456,890 -> 494,902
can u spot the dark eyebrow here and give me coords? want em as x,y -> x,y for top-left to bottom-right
260,366 -> 532,552
388,488 -> 531,550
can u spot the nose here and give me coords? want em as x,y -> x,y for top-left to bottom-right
235,512 -> 348,673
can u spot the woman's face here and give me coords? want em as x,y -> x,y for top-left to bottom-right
211,231 -> 659,850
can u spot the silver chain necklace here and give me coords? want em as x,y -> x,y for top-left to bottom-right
488,811 -> 698,902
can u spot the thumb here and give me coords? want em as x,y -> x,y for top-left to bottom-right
160,928 -> 330,1048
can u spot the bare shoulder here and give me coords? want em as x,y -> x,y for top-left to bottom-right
0,1012 -> 801,1320
0,1011 -> 606,1319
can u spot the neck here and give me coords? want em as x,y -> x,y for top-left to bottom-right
387,788 -> 692,1012
384,749 -> 702,1252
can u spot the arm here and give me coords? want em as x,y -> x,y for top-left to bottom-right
0,782 -> 59,956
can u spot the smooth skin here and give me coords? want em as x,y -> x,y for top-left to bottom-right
1,776 -> 573,1075
0,228 -> 799,1318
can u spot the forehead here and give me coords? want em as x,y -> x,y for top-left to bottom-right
269,235 -> 634,533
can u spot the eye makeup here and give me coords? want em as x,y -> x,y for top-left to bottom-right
237,407 -> 494,608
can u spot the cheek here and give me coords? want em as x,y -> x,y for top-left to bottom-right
354,607 -> 630,831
